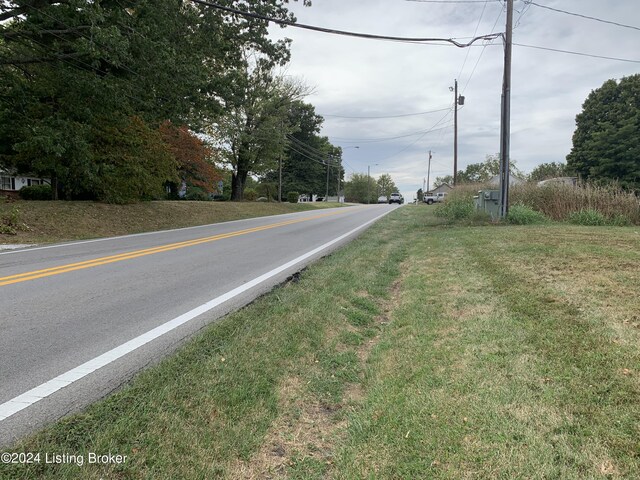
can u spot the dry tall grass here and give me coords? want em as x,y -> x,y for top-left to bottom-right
510,183 -> 640,224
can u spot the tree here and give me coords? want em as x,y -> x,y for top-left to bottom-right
159,122 -> 222,197
528,162 -> 571,182
262,101 -> 342,199
212,66 -> 309,200
0,0 -> 311,200
344,173 -> 376,204
567,74 -> 640,190
416,188 -> 424,202
376,174 -> 397,198
435,154 -> 520,186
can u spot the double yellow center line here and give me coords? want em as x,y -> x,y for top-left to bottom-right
0,210 -> 347,287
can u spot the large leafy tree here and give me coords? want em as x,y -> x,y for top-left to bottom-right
159,121 -> 222,196
213,67 -> 309,200
567,74 -> 640,190
0,0 -> 309,200
376,173 -> 397,198
344,173 -> 377,204
272,101 -> 342,198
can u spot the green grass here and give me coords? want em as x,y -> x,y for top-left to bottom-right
0,200 -> 347,244
2,207 -> 639,479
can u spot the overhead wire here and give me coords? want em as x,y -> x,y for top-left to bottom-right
456,0 -> 489,81
189,0 -> 503,47
321,106 -> 452,119
523,1 -> 640,32
461,2 -> 505,93
514,43 -> 640,64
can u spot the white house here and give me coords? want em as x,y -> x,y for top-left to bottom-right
0,169 -> 50,193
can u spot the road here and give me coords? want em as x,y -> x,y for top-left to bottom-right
0,204 -> 395,446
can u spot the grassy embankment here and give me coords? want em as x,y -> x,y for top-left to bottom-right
0,200 -> 344,244
2,206 -> 639,479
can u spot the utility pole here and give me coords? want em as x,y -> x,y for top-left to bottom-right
278,154 -> 283,202
367,164 -> 370,204
453,79 -> 458,186
498,0 -> 513,218
337,157 -> 342,203
279,120 -> 284,202
426,150 -> 432,193
325,157 -> 330,200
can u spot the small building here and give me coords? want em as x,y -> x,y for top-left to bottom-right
488,174 -> 525,187
430,183 -> 453,195
0,169 -> 51,193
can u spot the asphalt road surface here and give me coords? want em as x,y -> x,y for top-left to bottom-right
0,204 -> 396,446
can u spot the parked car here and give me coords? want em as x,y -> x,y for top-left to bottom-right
377,195 -> 388,204
389,192 -> 403,204
423,192 -> 447,205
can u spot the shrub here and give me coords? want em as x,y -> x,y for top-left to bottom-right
19,185 -> 52,200
569,209 -> 607,226
243,188 -> 258,201
511,182 -> 640,224
185,186 -> 208,201
287,191 -> 300,204
0,206 -> 22,235
507,204 -> 549,225
434,197 -> 474,221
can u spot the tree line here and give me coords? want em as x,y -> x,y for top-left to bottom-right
0,0 -> 345,202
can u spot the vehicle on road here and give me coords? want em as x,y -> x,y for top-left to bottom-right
377,195 -> 388,204
424,192 -> 447,204
389,193 -> 403,204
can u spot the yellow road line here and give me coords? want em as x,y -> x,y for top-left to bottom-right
0,210 -> 347,287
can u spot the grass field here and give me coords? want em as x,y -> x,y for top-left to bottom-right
0,200 -> 344,244
2,206 -> 639,479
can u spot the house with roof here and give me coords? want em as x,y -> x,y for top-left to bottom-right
0,169 -> 50,195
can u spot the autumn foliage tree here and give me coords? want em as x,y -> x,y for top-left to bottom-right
159,122 -> 222,196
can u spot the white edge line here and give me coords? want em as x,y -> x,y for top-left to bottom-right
0,207 -> 393,422
0,205 -> 364,256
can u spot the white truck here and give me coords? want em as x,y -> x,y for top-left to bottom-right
423,192 -> 447,205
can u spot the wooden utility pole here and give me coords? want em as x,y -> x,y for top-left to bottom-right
278,154 -> 283,202
426,150 -> 432,193
498,0 -> 514,218
325,157 -> 330,200
453,79 -> 458,186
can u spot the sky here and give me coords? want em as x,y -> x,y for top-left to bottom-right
268,0 -> 640,201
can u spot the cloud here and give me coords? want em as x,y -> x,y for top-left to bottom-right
270,0 -> 640,198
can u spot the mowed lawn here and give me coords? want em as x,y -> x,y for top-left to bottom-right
2,207 -> 638,479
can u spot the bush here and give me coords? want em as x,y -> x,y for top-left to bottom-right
434,197 -> 475,221
243,188 -> 258,201
510,182 -> 640,224
507,204 -> 549,225
0,206 -> 22,235
287,191 -> 300,204
185,186 -> 208,201
569,209 -> 607,226
19,185 -> 52,200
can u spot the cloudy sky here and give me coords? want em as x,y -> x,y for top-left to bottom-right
268,0 -> 639,200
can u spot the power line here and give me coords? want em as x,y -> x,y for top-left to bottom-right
190,0 -> 503,47
456,0 -> 489,81
321,106 -> 452,119
461,3 -> 505,93
372,109 -> 454,163
524,1 -> 640,32
514,42 -> 640,64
